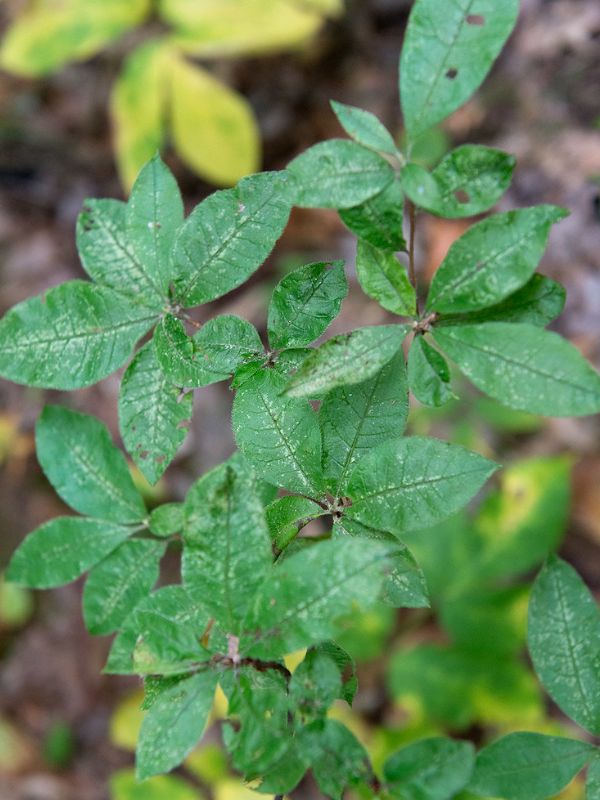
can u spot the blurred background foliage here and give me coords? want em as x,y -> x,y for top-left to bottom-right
1,0 -> 600,798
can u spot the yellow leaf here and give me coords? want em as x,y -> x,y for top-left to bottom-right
160,0 -> 323,57
0,0 -> 150,77
110,768 -> 203,800
185,744 -> 228,785
111,40 -> 170,190
109,690 -> 145,752
215,780 -> 275,800
168,54 -> 260,186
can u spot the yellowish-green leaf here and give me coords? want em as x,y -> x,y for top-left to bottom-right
110,767 -> 203,800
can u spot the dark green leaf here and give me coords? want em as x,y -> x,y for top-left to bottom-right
232,368 -> 323,495
136,668 -> 218,779
401,145 -> 515,218
320,351 -> 409,493
426,206 -> 568,313
384,737 -> 475,800
0,281 -> 157,389
265,495 -> 325,553
36,405 -> 146,523
314,641 -> 358,706
331,100 -> 398,155
287,139 -> 395,209
268,260 -> 348,349
290,650 -> 342,723
356,241 -> 416,316
468,732 -> 593,800
172,171 -> 292,306
408,336 -> 455,407
400,0 -> 520,139
83,539 -> 165,635
339,179 -> 407,252
286,325 -> 409,398
433,322 -> 600,416
528,557 -> 600,735
119,343 -> 192,485
346,436 -> 497,534
7,517 -> 132,589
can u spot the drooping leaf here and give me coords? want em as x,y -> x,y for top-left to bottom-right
401,145 -> 515,218
0,281 -> 158,389
400,0 -> 520,139
346,436 -> 497,534
244,538 -> 391,659
290,650 -> 342,723
267,260 -> 348,349
285,325 -> 409,398
320,351 -> 409,493
408,335 -> 455,407
384,737 -> 475,800
7,518 -> 132,589
76,199 -> 164,308
232,368 -> 323,495
126,154 -> 184,295
182,467 -> 272,633
168,53 -> 260,187
426,206 -> 568,313
433,322 -> 600,416
36,405 -> 146,523
355,241 -> 416,316
339,179 -> 407,252
83,539 -> 165,635
287,139 -> 395,209
468,733 -> 593,800
528,557 -> 600,735
330,100 -> 398,155
155,314 -> 263,387
265,495 -> 326,553
136,668 -> 218,779
172,171 -> 292,306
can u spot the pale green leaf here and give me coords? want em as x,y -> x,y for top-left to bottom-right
356,241 -> 416,316
110,768 -> 201,800
268,260 -> 348,349
528,557 -> 600,735
384,737 -> 475,800
36,405 -> 146,523
285,324 -> 410,398
408,335 -> 455,407
433,322 -> 600,416
83,539 -> 165,635
0,280 -> 157,389
331,100 -> 398,155
426,206 -> 567,313
149,503 -> 184,538
339,179 -> 407,251
287,139 -> 395,209
7,518 -> 132,589
400,0 -> 520,139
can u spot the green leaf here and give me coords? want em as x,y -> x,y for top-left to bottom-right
265,495 -> 326,553
245,538 -> 391,659
182,467 -> 272,634
83,539 -> 165,635
346,436 -> 497,534
132,608 -> 210,676
0,281 -> 158,389
232,368 -> 323,495
468,733 -> 594,800
438,274 -> 566,328
586,754 -> 600,800
384,737 -> 475,800
433,322 -> 600,416
285,324 -> 409,398
287,139 -> 395,209
356,241 -> 416,316
76,200 -> 164,308
168,52 -> 260,187
528,557 -> 600,735
136,668 -> 218,779
408,336 -> 455,407
400,0 -> 520,139
426,206 -> 568,313
36,405 -> 146,523
330,100 -> 398,155
267,260 -> 348,349
339,179 -> 407,252
290,650 -> 342,723
119,343 -> 192,485
7,518 -> 132,589
320,351 -> 409,493
149,503 -> 184,538
126,154 -> 184,295
401,146 -> 515,218
155,314 -> 263,387
110,768 -> 201,800
172,171 -> 292,306
314,641 -> 358,705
